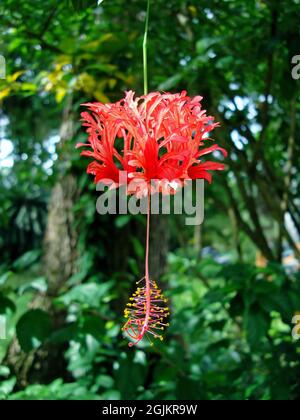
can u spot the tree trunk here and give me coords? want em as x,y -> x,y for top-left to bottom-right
43,96 -> 78,295
43,175 -> 78,295
149,214 -> 169,280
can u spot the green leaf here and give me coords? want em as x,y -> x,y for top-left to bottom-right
115,354 -> 146,399
115,215 -> 131,229
16,309 -> 52,352
0,377 -> 16,399
12,250 -> 40,271
69,0 -> 99,11
158,74 -> 183,91
175,377 -> 206,400
244,306 -> 269,351
131,237 -> 144,259
0,293 -> 16,314
0,271 -> 13,287
81,315 -> 105,339
95,374 -> 114,389
100,390 -> 121,400
48,323 -> 79,344
0,366 -> 10,378
56,282 -> 114,308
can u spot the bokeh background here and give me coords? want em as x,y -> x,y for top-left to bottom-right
0,0 -> 300,400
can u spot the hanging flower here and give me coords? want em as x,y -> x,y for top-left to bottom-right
77,90 -> 227,196
77,90 -> 226,347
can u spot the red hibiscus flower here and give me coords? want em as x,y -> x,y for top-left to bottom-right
77,90 -> 226,196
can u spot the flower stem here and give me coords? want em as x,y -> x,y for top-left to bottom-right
144,193 -> 151,331
143,0 -> 151,95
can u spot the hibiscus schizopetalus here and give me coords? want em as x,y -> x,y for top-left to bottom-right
77,90 -> 227,346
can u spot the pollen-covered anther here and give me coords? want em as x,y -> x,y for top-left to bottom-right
122,278 -> 170,347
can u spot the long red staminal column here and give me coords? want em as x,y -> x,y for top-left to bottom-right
122,193 -> 169,347
144,193 -> 151,333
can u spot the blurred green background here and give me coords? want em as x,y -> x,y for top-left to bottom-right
0,0 -> 300,400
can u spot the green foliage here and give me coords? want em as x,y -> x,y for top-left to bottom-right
16,309 -> 52,352
1,251 -> 299,400
55,282 -> 115,308
0,0 -> 299,401
8,379 -> 100,400
69,0 -> 104,11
